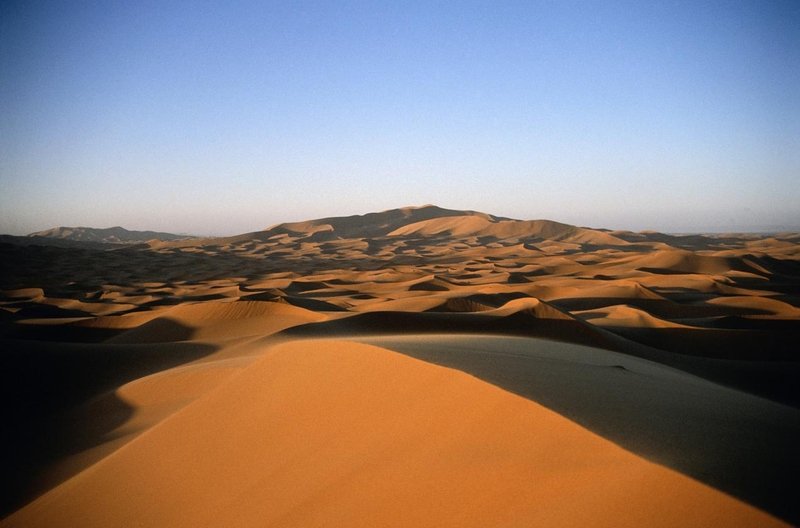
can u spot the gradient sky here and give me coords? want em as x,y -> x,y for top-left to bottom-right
1,1 -> 798,235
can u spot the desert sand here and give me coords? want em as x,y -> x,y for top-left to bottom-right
1,205 -> 798,526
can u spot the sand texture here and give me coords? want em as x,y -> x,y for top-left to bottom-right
1,205 -> 798,526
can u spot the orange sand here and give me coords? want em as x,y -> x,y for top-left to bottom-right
3,340 -> 786,527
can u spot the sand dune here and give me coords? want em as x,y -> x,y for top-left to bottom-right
573,304 -> 695,328
706,295 -> 800,317
106,300 -> 326,343
629,249 -> 764,276
1,205 -> 798,525
387,214 -> 630,246
3,341 -> 787,528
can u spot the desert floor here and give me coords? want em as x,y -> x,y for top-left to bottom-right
1,207 -> 798,526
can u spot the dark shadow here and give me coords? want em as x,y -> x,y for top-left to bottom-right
361,335 -> 800,526
0,320 -> 124,343
0,332 -> 218,516
6,304 -> 92,319
284,281 -> 330,293
425,292 -> 530,311
745,255 -> 800,278
240,289 -> 283,302
107,317 -> 196,343
408,277 -> 453,291
279,296 -> 346,312
280,310 -> 635,361
606,326 -> 799,361
551,297 -> 768,318
601,326 -> 800,407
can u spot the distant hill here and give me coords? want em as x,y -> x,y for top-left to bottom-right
159,205 -> 629,248
14,206 -> 798,252
255,204 -> 628,246
28,226 -> 193,244
258,205 -> 507,240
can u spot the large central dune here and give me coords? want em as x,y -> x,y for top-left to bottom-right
3,340 -> 787,528
1,205 -> 799,526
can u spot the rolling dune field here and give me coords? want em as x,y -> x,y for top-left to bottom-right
1,206 -> 798,526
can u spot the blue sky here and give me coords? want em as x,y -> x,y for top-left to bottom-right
1,1 -> 798,235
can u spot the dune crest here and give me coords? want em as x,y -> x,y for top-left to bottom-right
3,341 -> 787,528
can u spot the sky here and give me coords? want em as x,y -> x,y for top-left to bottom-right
1,1 -> 798,235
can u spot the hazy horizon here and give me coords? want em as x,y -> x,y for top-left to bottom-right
9,202 -> 800,238
2,1 -> 798,236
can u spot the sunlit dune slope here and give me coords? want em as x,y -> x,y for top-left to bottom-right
3,341 -> 786,528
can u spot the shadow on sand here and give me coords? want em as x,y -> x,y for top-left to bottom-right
366,334 -> 800,526
0,319 -> 218,517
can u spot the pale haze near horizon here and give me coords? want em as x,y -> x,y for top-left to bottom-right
1,1 -> 798,236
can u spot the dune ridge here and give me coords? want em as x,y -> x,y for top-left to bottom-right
2,341 -> 788,528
